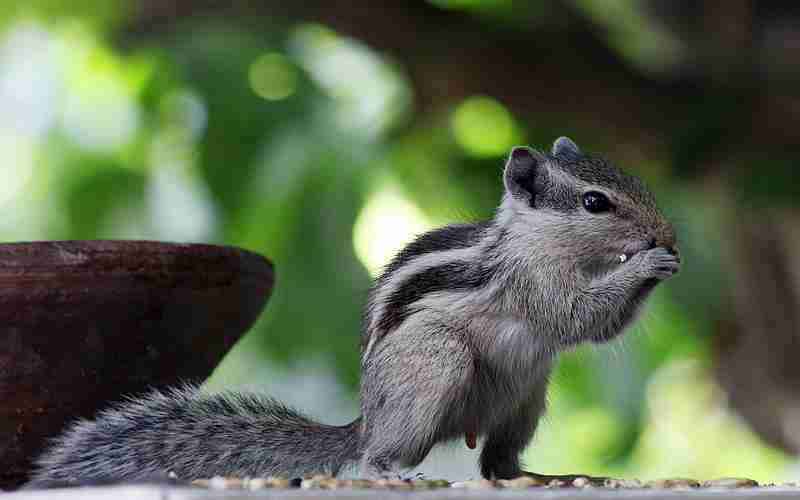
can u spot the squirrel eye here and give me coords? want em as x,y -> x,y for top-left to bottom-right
582,191 -> 612,213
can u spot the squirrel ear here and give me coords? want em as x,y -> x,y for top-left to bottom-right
551,136 -> 582,161
503,146 -> 545,206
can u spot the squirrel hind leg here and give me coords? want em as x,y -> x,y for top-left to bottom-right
359,320 -> 474,478
358,452 -> 401,479
359,430 -> 438,479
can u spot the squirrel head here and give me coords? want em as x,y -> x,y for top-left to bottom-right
501,137 -> 676,275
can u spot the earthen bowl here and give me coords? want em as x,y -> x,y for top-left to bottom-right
0,241 -> 274,489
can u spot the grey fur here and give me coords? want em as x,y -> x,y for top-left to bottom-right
551,136 -> 581,161
29,137 -> 679,486
28,386 -> 359,487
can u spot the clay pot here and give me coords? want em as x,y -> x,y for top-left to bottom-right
0,241 -> 274,489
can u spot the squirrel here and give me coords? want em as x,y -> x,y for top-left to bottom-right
28,137 -> 680,487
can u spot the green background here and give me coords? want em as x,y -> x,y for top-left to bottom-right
1,0 -> 794,482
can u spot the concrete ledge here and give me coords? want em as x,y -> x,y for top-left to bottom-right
6,485 -> 800,500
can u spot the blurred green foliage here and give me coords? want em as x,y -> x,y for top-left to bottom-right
0,1 -> 790,481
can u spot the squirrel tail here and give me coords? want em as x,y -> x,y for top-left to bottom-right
27,385 -> 362,488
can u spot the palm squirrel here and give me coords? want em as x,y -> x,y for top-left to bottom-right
28,137 -> 680,487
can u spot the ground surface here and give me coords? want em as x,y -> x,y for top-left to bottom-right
5,482 -> 800,500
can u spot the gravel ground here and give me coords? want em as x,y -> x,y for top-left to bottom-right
6,476 -> 800,500
6,483 -> 800,500
190,476 -> 764,491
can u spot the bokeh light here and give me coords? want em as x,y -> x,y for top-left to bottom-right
451,95 -> 522,157
248,52 -> 298,101
0,23 -> 60,139
290,24 -> 411,138
0,132 -> 36,205
59,25 -> 142,153
353,180 -> 434,277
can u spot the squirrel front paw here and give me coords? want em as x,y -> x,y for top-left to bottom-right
631,246 -> 680,281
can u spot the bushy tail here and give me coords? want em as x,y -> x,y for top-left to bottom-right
27,385 -> 361,488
